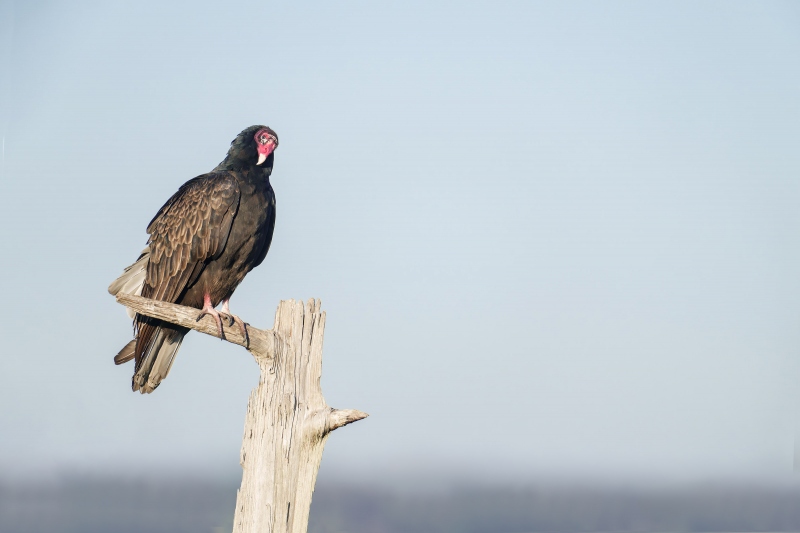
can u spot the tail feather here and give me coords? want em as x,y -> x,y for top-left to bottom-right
114,340 -> 136,365
108,247 -> 150,319
111,246 -> 188,393
132,323 -> 186,394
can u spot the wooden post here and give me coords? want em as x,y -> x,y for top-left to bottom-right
116,294 -> 368,533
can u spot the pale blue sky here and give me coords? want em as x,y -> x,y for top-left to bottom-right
1,1 -> 800,483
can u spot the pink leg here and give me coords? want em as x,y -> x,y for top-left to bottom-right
196,293 -> 226,340
220,298 -> 249,347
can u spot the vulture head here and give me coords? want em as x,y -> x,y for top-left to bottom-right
217,125 -> 279,171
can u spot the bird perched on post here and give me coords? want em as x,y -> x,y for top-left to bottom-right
109,125 -> 279,393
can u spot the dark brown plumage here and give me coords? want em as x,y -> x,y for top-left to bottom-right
109,125 -> 278,393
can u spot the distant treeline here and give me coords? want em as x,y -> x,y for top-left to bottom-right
1,477 -> 799,533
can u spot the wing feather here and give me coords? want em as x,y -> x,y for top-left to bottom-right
134,172 -> 240,369
142,172 -> 240,304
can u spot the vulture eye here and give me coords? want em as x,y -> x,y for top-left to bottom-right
259,136 -> 268,145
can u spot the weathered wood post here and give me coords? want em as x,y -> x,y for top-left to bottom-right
116,294 -> 368,533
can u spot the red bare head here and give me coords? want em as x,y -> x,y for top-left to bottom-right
254,128 -> 279,166
217,125 -> 280,171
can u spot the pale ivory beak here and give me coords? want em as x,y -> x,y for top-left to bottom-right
257,152 -> 268,166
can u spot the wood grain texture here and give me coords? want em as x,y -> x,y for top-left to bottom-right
115,293 -> 368,533
232,299 -> 368,533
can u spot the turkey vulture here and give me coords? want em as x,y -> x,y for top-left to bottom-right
108,125 -> 279,393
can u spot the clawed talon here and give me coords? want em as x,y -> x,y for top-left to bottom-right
225,315 -> 249,346
220,300 -> 249,347
197,294 -> 226,340
240,321 -> 250,348
197,308 -> 226,340
218,312 -> 235,327
192,296 -> 250,345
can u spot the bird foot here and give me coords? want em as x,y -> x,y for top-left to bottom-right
219,312 -> 249,347
220,301 -> 249,347
196,304 -> 226,340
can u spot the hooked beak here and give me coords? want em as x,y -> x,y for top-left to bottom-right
256,137 -> 278,166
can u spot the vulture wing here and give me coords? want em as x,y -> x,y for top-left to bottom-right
144,172 -> 241,303
132,172 -> 241,391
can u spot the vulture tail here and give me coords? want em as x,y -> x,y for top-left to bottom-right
131,322 -> 188,394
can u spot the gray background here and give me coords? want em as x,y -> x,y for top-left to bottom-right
1,0 -> 799,485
